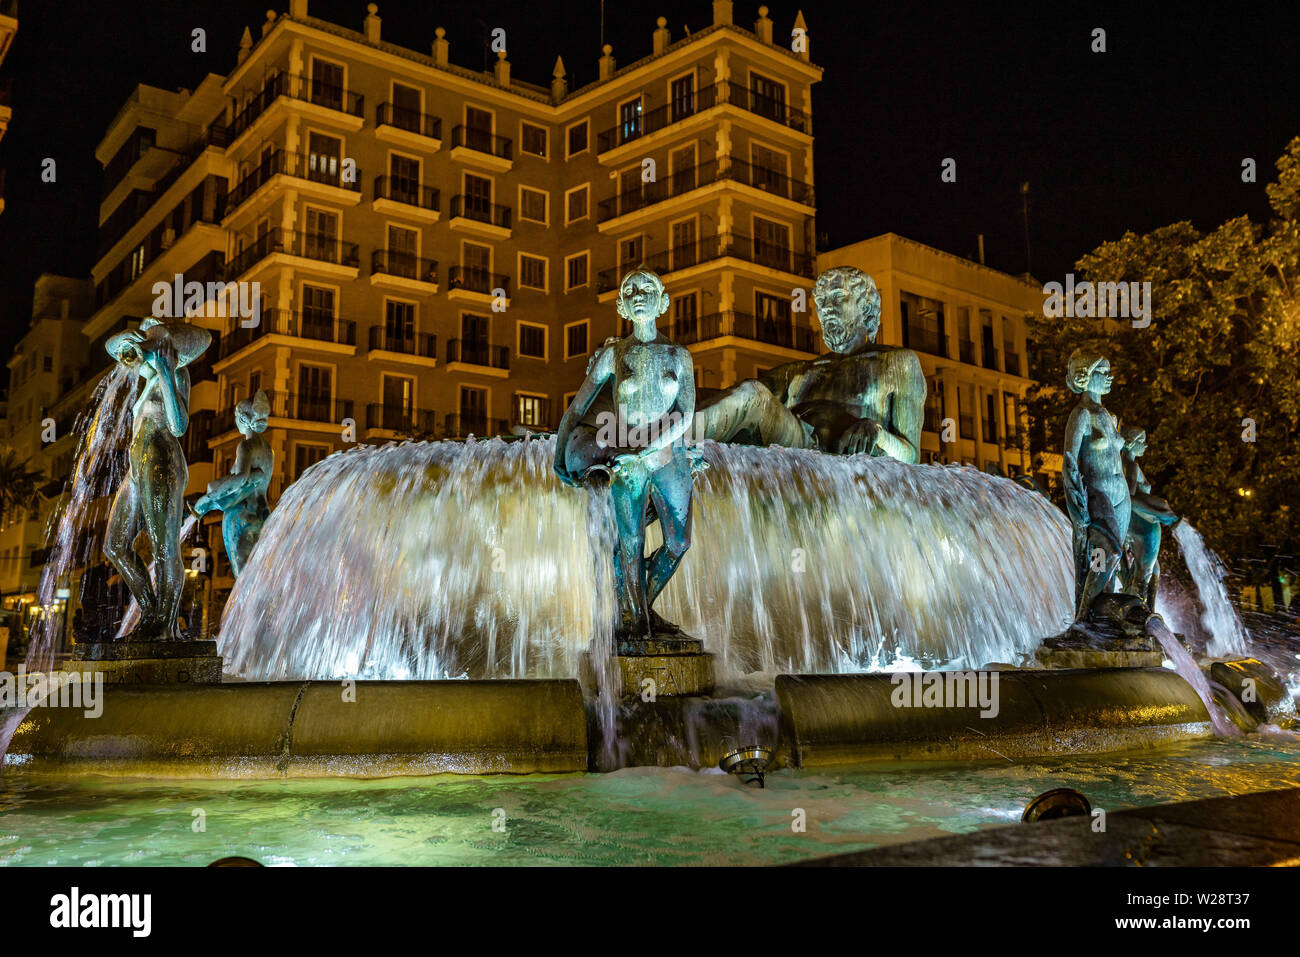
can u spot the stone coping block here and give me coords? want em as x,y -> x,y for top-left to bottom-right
6,679 -> 588,777
777,667 -> 1212,767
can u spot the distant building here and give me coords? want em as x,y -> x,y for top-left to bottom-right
0,275 -> 94,640
0,0 -> 18,215
818,233 -> 1043,478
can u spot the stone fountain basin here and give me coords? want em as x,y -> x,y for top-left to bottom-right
5,668 -> 1213,778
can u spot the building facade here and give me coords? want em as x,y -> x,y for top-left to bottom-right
818,233 -> 1042,477
75,0 -> 821,607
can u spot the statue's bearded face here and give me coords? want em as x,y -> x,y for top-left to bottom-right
814,275 -> 871,353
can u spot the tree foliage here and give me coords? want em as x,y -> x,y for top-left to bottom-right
1026,138 -> 1300,568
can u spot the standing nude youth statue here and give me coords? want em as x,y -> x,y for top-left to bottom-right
692,266 -> 926,462
103,317 -> 212,640
1119,426 -> 1179,609
190,390 -> 273,577
554,269 -> 703,639
1062,350 -> 1133,620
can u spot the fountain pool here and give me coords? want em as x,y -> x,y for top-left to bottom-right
4,738 -> 1300,866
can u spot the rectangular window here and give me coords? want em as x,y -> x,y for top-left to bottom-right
957,307 -> 974,363
566,252 -> 589,291
464,173 -> 492,216
517,323 -> 546,359
670,219 -> 697,270
755,292 -> 793,347
565,321 -> 589,359
749,71 -> 786,121
1003,392 -> 1019,441
383,375 -> 415,418
520,187 -> 548,223
900,291 -> 947,357
983,391 -> 998,443
303,207 -> 339,261
311,58 -> 345,110
386,225 -> 419,278
981,312 -> 998,370
619,97 -> 643,144
384,299 -> 415,347
519,254 -> 547,290
297,365 -> 333,420
567,120 -> 588,157
752,217 -> 791,271
925,377 -> 945,434
521,123 -> 548,157
391,83 -> 422,128
958,384 -> 975,440
670,74 -> 696,121
459,387 -> 487,433
620,236 -> 643,271
751,143 -> 789,195
672,292 -> 699,342
671,145 -> 696,194
307,132 -> 342,185
302,285 -> 335,338
388,153 -> 420,203
294,443 -> 330,479
515,393 -> 547,427
566,185 -> 589,223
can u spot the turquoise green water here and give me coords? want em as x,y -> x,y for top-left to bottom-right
4,738 -> 1300,866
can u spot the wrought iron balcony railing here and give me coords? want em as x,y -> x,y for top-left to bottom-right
367,327 -> 438,358
447,266 -> 510,297
445,339 -> 509,370
448,194 -> 512,229
218,310 -> 357,359
224,228 -> 360,280
226,149 -> 361,213
372,174 -> 440,213
228,72 -> 364,141
375,102 -> 442,140
371,249 -> 439,284
450,125 -> 513,160
596,84 -> 719,152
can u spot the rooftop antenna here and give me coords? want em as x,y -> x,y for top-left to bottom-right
1020,181 -> 1032,275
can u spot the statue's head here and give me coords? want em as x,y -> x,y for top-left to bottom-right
1066,349 -> 1112,395
813,266 -> 881,353
235,390 -> 271,435
1121,426 -> 1147,457
615,269 -> 669,331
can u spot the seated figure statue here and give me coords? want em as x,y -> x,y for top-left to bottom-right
103,317 -> 211,639
191,390 -> 273,577
691,265 -> 926,462
1062,350 -> 1133,621
1119,426 -> 1179,608
554,269 -> 704,640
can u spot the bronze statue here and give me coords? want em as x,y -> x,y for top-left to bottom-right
103,317 -> 211,640
191,390 -> 273,577
554,269 -> 703,639
692,266 -> 926,462
1120,426 -> 1179,608
1062,350 -> 1131,620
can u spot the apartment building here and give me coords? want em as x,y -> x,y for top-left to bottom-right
818,234 -> 1042,478
80,0 -> 820,598
0,0 -> 17,215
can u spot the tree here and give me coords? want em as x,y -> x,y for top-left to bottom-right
1026,138 -> 1300,568
0,447 -> 45,523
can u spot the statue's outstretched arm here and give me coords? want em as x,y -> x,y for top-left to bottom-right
554,345 -> 614,484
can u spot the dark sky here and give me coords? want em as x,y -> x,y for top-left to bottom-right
2,0 -> 1298,361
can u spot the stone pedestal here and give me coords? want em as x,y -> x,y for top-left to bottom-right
72,641 -> 222,685
1035,618 -> 1164,670
582,635 -> 716,697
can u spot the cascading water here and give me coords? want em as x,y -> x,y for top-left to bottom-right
217,436 -> 1076,683
1171,521 -> 1251,658
1,367 -> 135,760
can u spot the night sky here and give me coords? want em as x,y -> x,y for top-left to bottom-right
1,0 -> 1298,361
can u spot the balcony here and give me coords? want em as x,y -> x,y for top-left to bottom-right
365,403 -> 438,436
446,266 -> 510,306
448,195 -> 512,238
370,249 -> 439,294
719,80 -> 811,134
375,103 -> 442,149
224,228 -> 360,281
367,327 -> 438,368
597,160 -> 721,224
597,235 -> 725,292
217,309 -> 357,361
674,311 -> 819,354
445,339 -> 510,376
448,125 -> 513,171
212,391 -> 354,434
443,413 -> 510,439
227,73 -> 364,145
723,157 -> 815,206
904,327 -> 947,358
225,150 -> 362,218
596,84 -> 720,155
372,174 -> 440,222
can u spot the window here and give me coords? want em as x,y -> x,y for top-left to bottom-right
384,299 -> 416,348
672,292 -> 698,342
302,285 -> 335,338
303,207 -> 339,261
517,323 -> 547,359
519,254 -> 547,290
566,252 -> 589,291
957,307 -> 975,362
670,74 -> 696,121
1003,392 -> 1019,441
388,153 -> 420,204
566,185 -> 589,223
565,320 -> 589,359
981,311 -> 998,370
520,187 -> 548,223
307,132 -> 342,184
983,392 -> 999,443
756,292 -> 793,347
382,375 -> 416,426
515,393 -> 548,427
297,365 -> 333,421
671,144 -> 696,194
958,384 -> 975,440
925,377 -> 945,434
521,122 -> 548,157
43,355 -> 54,372
620,236 -> 643,271
900,291 -> 947,357
249,371 -> 261,395
567,119 -> 589,157
391,83 -> 422,130
670,219 -> 697,270
294,443 -> 330,479
749,71 -> 786,121
619,96 -> 643,144
311,58 -> 345,110
752,217 -> 791,271
751,143 -> 789,195
130,243 -> 146,280
387,225 -> 419,277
